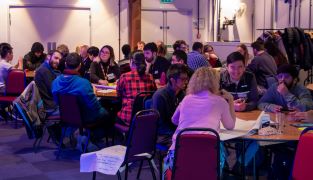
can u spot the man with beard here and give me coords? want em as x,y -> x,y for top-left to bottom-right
35,50 -> 62,116
144,42 -> 170,84
258,64 -> 313,112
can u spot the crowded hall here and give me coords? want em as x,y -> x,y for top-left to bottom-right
2,0 -> 313,179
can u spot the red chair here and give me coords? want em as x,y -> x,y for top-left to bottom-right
292,127 -> 313,180
93,109 -> 160,180
57,94 -> 99,159
0,69 -> 26,122
171,128 -> 220,180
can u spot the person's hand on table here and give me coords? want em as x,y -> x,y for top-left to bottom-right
220,89 -> 234,102
98,79 -> 108,85
234,98 -> 246,112
290,110 -> 313,122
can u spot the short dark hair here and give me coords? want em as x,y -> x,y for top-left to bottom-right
167,64 -> 189,85
87,46 -> 99,57
143,42 -> 158,52
251,40 -> 264,51
277,64 -> 299,79
0,43 -> 13,59
121,44 -> 131,57
172,50 -> 187,64
31,42 -> 44,53
173,40 -> 187,50
226,51 -> 245,65
65,53 -> 81,69
192,42 -> 203,51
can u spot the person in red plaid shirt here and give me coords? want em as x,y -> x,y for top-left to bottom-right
116,51 -> 157,125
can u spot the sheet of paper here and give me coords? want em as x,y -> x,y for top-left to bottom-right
80,145 -> 126,175
95,84 -> 116,90
219,111 -> 264,141
97,89 -> 115,93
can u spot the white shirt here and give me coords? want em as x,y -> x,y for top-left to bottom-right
0,59 -> 13,93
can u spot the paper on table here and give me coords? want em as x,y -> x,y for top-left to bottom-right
95,84 -> 116,90
80,145 -> 126,175
219,111 -> 264,141
97,89 -> 115,93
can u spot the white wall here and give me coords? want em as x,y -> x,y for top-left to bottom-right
142,0 -> 209,43
0,0 -> 129,63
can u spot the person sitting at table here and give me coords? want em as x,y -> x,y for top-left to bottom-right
237,43 -> 253,66
220,51 -> 258,111
258,64 -> 313,112
152,64 -> 189,146
171,50 -> 193,78
116,51 -> 156,126
23,42 -> 46,71
35,50 -> 63,117
203,44 -> 222,68
90,45 -> 120,85
52,53 -> 110,140
0,43 -> 14,94
0,43 -> 14,120
118,44 -> 131,74
162,67 -> 236,178
56,44 -> 70,73
144,42 -> 171,84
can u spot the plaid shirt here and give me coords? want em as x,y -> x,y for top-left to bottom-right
117,70 -> 157,124
187,51 -> 209,71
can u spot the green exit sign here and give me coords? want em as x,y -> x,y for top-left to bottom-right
161,0 -> 174,3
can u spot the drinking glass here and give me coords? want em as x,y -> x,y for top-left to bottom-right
275,112 -> 284,134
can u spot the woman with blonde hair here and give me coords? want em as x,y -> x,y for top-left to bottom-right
163,67 -> 236,178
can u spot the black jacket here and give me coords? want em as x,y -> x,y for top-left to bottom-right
220,70 -> 259,111
90,61 -> 120,83
149,56 -> 171,79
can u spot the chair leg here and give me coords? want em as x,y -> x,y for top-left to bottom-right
92,171 -> 96,180
136,160 -> 144,179
159,151 -> 163,180
33,128 -> 46,153
83,129 -> 91,153
117,170 -> 122,180
33,138 -> 39,152
56,127 -> 67,159
125,163 -> 129,180
148,160 -> 157,180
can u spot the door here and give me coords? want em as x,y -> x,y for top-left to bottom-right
141,9 -> 192,52
9,6 -> 91,64
166,11 -> 192,52
141,10 -> 164,44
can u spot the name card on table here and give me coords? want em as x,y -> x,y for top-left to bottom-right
80,145 -> 126,175
219,111 -> 263,141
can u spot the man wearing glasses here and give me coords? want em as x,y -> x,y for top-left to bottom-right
258,64 -> 313,112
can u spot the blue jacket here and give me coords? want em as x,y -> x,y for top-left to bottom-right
258,83 -> 313,112
52,74 -> 107,124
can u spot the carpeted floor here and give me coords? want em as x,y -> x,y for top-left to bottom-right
0,120 -> 159,180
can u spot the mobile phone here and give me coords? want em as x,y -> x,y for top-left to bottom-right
290,123 -> 313,127
280,107 -> 295,113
